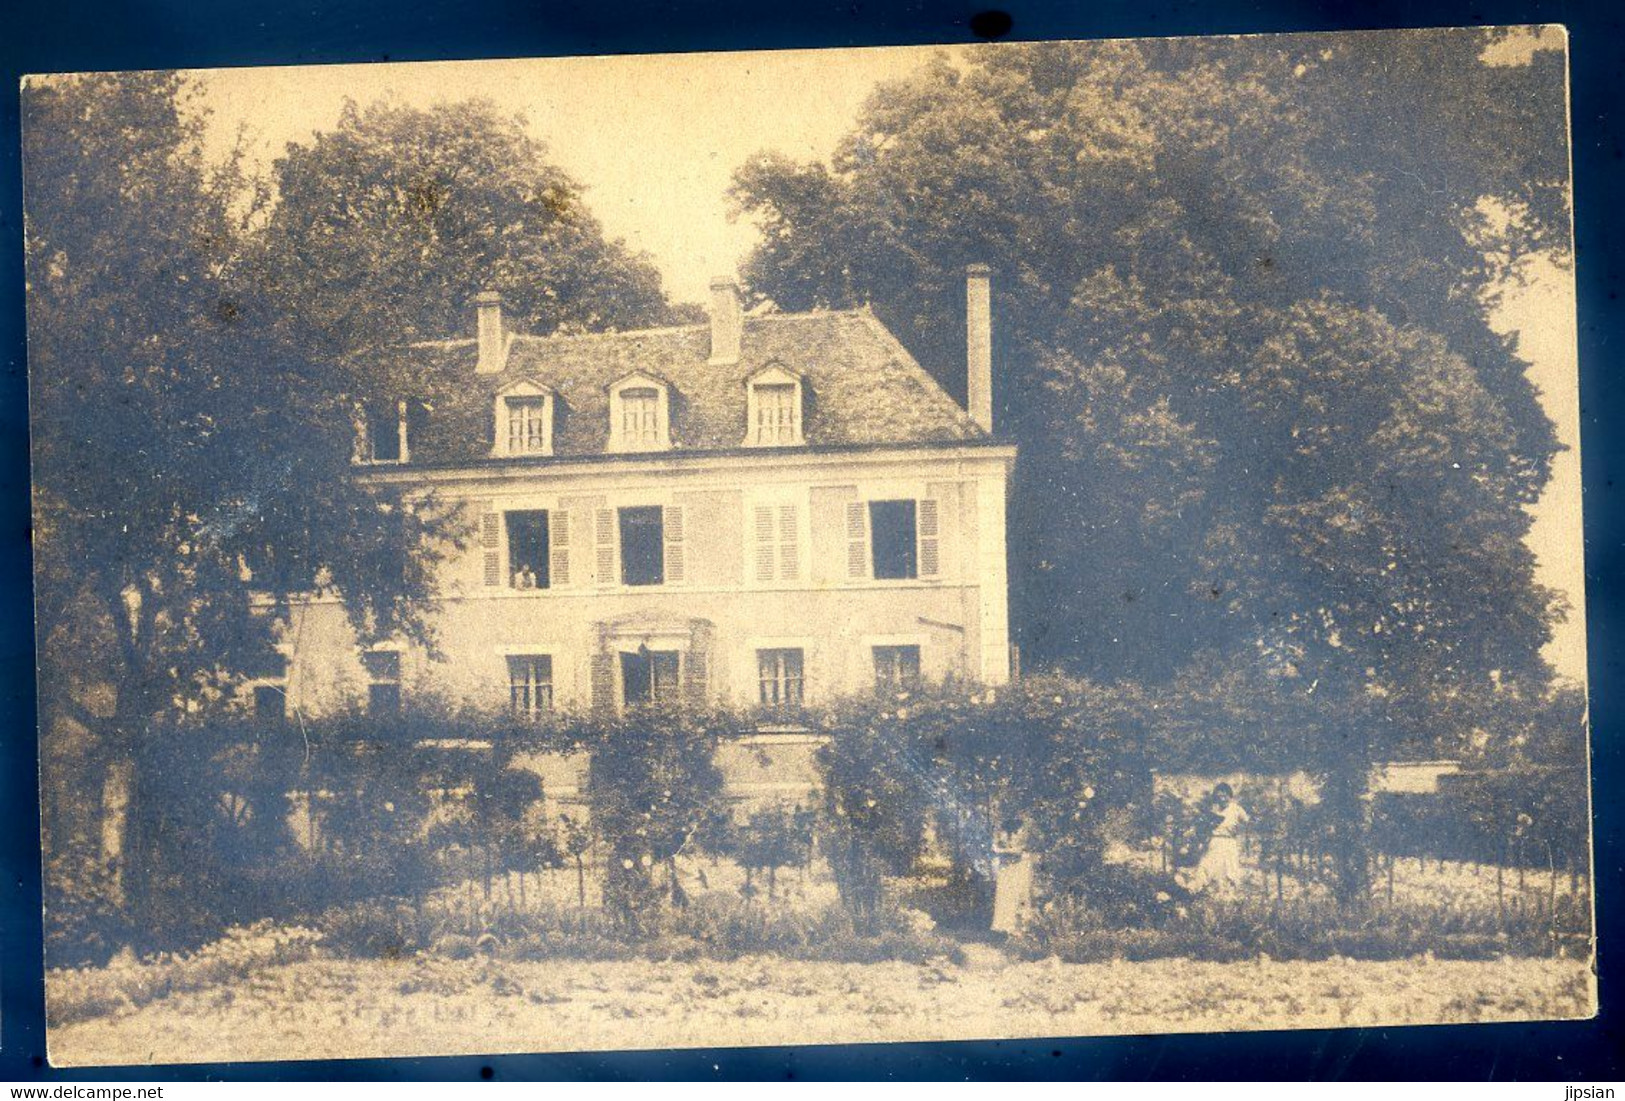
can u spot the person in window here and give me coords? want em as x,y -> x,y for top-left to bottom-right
514,564 -> 537,590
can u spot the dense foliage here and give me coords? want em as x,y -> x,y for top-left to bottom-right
730,31 -> 1578,903
23,74 -> 690,927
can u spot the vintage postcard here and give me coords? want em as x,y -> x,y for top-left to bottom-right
24,27 -> 1591,1067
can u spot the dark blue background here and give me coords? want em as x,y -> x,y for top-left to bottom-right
1,0 -> 1619,1080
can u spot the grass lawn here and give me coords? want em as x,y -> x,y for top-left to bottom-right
49,948 -> 1595,1067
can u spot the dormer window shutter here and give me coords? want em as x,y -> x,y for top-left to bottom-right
753,505 -> 776,583
845,502 -> 869,579
918,498 -> 941,578
594,508 -> 616,586
664,505 -> 687,584
778,504 -> 800,580
481,510 -> 502,587
397,400 -> 412,463
550,509 -> 572,587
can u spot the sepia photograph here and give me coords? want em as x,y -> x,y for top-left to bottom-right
21,27 -> 1593,1068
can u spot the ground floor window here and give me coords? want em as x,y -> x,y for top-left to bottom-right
507,654 -> 554,721
252,683 -> 286,722
363,650 -> 402,715
757,647 -> 805,706
872,644 -> 921,693
621,648 -> 681,707
249,654 -> 288,722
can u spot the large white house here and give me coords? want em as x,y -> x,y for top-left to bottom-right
261,266 -> 1014,744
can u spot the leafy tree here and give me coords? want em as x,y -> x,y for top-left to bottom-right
24,72 -> 442,919
816,676 -> 1156,929
254,97 -> 687,359
732,31 -> 1573,907
24,78 -> 690,928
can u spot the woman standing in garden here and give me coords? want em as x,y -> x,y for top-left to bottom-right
1182,783 -> 1251,893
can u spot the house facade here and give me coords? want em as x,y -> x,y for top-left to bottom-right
265,266 -> 1015,734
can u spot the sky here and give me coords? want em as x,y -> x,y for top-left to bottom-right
188,37 -> 1584,683
197,46 -> 963,305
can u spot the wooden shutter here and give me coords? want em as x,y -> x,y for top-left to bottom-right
684,627 -> 710,704
590,652 -> 616,714
753,505 -> 776,583
351,404 -> 368,464
594,508 -> 616,586
845,502 -> 868,579
481,510 -> 502,587
917,498 -> 941,578
550,509 -> 571,587
396,400 -> 411,463
664,505 -> 686,584
778,504 -> 800,581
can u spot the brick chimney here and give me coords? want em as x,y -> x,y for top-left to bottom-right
708,278 -> 742,366
474,290 -> 510,374
966,264 -> 993,433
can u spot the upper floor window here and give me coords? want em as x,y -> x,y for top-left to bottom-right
870,500 -> 918,579
619,506 -> 665,586
491,380 -> 554,458
608,374 -> 671,452
507,654 -> 553,721
845,497 -> 941,581
744,366 -> 804,447
750,501 -> 802,584
358,401 -> 407,464
507,509 -> 550,589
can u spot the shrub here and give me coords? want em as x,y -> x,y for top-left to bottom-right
47,921 -> 322,1026
576,706 -> 734,926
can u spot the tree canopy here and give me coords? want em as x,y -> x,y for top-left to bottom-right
730,31 -> 1572,746
253,97 -> 690,359
24,74 -> 689,915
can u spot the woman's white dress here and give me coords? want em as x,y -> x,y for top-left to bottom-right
1183,801 -> 1250,893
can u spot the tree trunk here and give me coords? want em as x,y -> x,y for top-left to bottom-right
1321,747 -> 1373,912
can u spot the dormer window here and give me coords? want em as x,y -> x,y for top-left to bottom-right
356,400 -> 410,464
608,373 -> 671,452
491,379 -> 555,458
621,388 -> 659,442
507,397 -> 546,453
744,365 -> 804,447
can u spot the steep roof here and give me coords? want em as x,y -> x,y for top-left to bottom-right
367,307 -> 988,466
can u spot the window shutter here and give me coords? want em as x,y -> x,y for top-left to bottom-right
594,508 -> 616,586
550,510 -> 571,587
481,511 -> 501,587
918,498 -> 941,578
753,505 -> 776,583
664,505 -> 686,584
683,649 -> 708,704
778,504 -> 800,580
845,502 -> 869,579
590,652 -> 616,714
